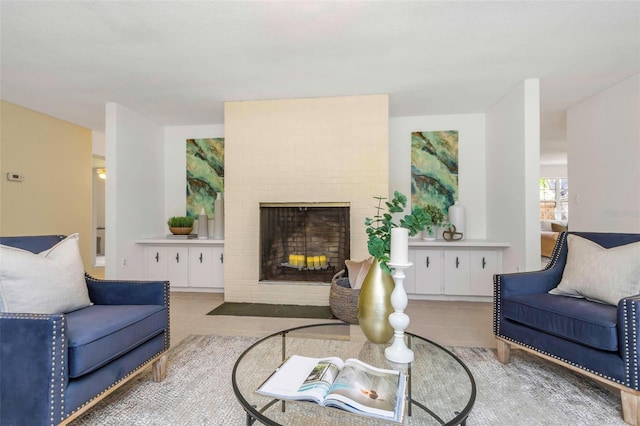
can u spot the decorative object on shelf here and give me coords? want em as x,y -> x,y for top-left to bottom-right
198,208 -> 209,239
386,232 -> 414,363
213,192 -> 224,239
361,191 -> 433,344
167,216 -> 195,235
422,204 -> 446,241
448,201 -> 466,240
423,227 -> 437,241
443,224 -> 464,241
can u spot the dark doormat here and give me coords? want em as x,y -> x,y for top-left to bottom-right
207,302 -> 336,319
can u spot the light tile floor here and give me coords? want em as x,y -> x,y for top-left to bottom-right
169,292 -> 496,349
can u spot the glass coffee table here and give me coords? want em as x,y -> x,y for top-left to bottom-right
232,323 -> 476,425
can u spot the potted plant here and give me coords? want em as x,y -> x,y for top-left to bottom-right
364,191 -> 433,274
167,216 -> 195,235
360,191 -> 434,343
423,204 -> 446,240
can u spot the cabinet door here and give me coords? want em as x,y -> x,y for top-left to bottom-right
469,250 -> 499,296
413,249 -> 443,295
443,250 -> 470,295
145,246 -> 168,281
211,246 -> 224,289
189,247 -> 215,288
167,247 -> 189,287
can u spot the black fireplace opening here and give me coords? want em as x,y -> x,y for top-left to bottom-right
260,203 -> 350,283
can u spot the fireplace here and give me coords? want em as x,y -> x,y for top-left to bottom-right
260,203 -> 350,283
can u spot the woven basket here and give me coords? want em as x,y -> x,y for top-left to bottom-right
329,270 -> 360,324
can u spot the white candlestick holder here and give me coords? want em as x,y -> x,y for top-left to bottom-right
385,261 -> 414,364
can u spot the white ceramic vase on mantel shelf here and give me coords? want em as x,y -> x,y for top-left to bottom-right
448,201 -> 466,240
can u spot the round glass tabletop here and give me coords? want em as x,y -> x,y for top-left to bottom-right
232,323 -> 476,425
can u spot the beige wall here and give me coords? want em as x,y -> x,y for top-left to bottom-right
0,101 -> 94,272
224,95 -> 389,305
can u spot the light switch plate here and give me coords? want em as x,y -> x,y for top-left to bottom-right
6,172 -> 24,182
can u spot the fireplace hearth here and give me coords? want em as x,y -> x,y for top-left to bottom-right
260,203 -> 350,283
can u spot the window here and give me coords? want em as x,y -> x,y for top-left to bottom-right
540,178 -> 568,221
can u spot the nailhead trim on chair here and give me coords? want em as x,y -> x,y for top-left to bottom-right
493,274 -> 501,335
497,334 -> 629,387
546,231 -> 566,270
622,296 -> 640,389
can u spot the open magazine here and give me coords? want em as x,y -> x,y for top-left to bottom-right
256,354 -> 406,423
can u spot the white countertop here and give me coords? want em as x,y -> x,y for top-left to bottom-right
409,239 -> 510,248
135,238 -> 224,245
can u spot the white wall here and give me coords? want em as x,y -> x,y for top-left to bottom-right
92,131 -> 106,157
105,103 -> 165,279
389,114 -> 487,239
540,164 -> 567,178
486,79 -> 541,272
164,125 -> 224,222
567,73 -> 640,232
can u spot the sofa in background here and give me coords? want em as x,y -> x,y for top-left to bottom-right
540,220 -> 567,258
0,235 -> 170,425
494,231 -> 640,425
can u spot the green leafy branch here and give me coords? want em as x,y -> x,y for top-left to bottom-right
365,191 -> 434,274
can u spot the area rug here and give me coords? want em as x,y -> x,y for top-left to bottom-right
207,302 -> 336,319
70,334 -> 624,426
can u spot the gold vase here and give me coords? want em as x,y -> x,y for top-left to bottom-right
357,258 -> 394,344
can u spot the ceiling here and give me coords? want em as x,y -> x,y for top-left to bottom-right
1,1 -> 639,165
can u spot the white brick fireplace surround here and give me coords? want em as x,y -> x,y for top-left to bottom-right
224,95 -> 389,305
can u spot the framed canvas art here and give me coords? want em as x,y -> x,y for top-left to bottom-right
186,138 -> 224,218
410,131 -> 458,218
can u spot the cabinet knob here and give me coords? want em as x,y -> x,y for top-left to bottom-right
220,253 -> 224,264
155,252 -> 159,263
199,253 -> 203,263
426,256 -> 430,268
456,256 -> 459,268
482,257 -> 486,269
175,252 -> 180,263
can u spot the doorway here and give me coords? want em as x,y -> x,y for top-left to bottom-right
92,156 -> 106,268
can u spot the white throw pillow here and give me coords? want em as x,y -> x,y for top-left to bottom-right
345,256 -> 374,290
0,234 -> 92,314
549,234 -> 640,305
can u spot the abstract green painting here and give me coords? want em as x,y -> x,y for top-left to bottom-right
186,138 -> 224,218
411,131 -> 458,218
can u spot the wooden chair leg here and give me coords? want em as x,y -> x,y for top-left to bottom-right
152,354 -> 168,382
496,338 -> 511,364
621,389 -> 640,425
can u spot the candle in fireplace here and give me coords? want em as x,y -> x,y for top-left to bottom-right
390,227 -> 409,264
320,255 -> 327,267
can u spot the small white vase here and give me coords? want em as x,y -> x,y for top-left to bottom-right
423,228 -> 436,241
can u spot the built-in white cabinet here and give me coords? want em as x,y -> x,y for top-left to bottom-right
408,240 -> 509,299
411,249 -> 443,295
136,239 -> 224,291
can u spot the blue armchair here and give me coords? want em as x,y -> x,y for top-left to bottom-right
494,231 -> 640,425
0,235 -> 170,425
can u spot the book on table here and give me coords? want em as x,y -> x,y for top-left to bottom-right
256,354 -> 406,423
